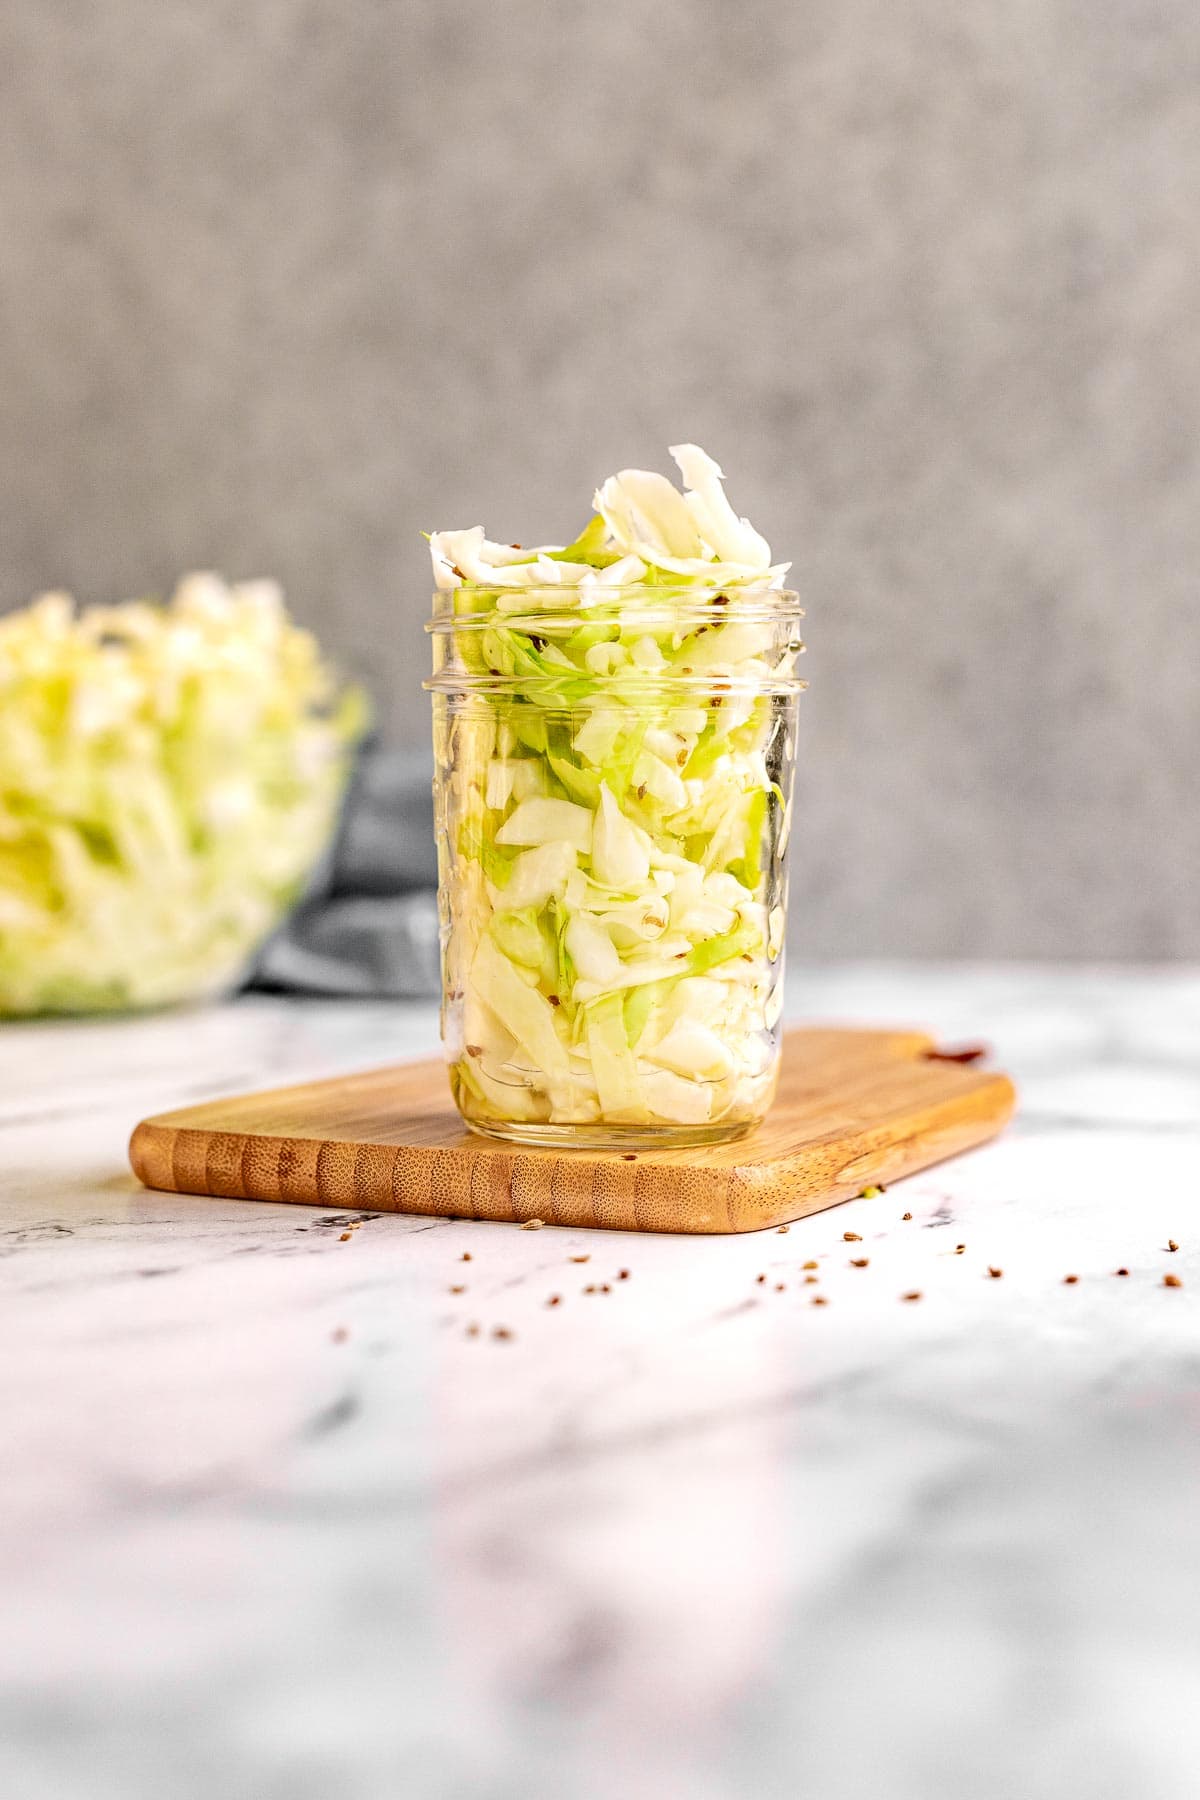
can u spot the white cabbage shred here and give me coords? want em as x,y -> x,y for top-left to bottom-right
430,446 -> 801,1131
0,575 -> 365,1014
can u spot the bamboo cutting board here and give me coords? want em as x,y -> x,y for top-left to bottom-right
129,1028 -> 1015,1234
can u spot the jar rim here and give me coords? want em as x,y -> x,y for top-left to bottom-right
424,673 -> 808,696
426,584 -> 802,632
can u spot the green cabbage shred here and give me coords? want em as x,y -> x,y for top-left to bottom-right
431,445 -> 801,1132
0,576 -> 367,1014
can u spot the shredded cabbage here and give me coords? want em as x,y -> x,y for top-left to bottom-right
430,446 -> 802,1136
0,574 -> 366,1014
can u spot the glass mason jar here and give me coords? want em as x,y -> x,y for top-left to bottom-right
426,583 -> 805,1148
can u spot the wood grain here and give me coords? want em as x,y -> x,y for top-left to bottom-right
129,1027 -> 1016,1234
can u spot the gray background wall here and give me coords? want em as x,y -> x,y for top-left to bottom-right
2,1 -> 1197,958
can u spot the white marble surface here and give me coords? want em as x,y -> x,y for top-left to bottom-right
2,966 -> 1198,1800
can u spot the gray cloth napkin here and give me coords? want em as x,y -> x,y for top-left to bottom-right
250,743 -> 442,998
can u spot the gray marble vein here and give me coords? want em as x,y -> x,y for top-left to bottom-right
1,967 -> 1198,1800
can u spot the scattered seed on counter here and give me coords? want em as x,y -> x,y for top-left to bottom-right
492,1326 -> 514,1341
520,1218 -> 545,1231
1168,1240 -> 1179,1253
570,1255 -> 590,1264
449,1285 -> 466,1295
844,1232 -> 862,1243
802,1260 -> 819,1271
600,1283 -> 612,1294
777,1224 -> 790,1234
850,1258 -> 869,1269
617,1269 -> 631,1281
466,1323 -> 480,1338
546,1295 -> 562,1307
811,1294 -> 829,1307
461,1253 -> 472,1262
1063,1274 -> 1079,1285
775,1283 -> 786,1292
987,1267 -> 1003,1279
1164,1273 -> 1183,1289
331,1327 -> 349,1343
803,1275 -> 819,1285
339,1232 -> 352,1242
901,1212 -> 913,1221
583,1284 -> 597,1294
755,1274 -> 766,1284
1115,1268 -> 1130,1277
901,1291 -> 922,1303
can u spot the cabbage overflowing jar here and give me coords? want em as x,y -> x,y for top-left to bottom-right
426,445 -> 805,1148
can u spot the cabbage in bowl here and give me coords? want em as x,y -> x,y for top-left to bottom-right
0,574 -> 367,1015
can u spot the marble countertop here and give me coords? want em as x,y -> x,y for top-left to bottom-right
2,966 -> 1198,1800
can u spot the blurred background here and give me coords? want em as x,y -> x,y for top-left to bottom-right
2,0 -> 1197,959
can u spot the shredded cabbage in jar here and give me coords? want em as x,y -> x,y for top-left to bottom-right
0,574 -> 367,1014
429,446 -> 801,1132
